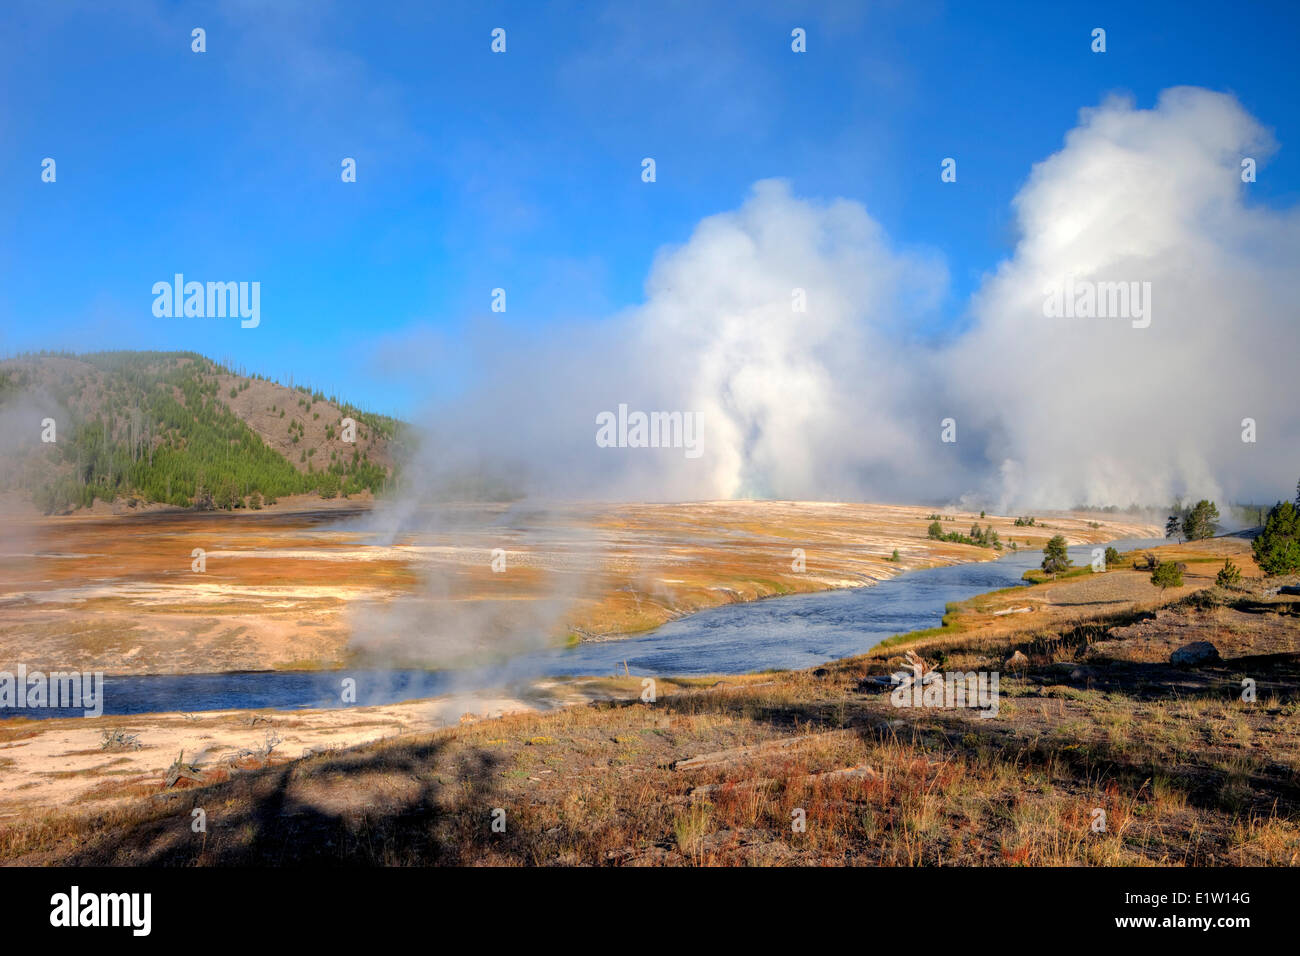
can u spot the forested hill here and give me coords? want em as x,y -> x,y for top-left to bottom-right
0,351 -> 406,514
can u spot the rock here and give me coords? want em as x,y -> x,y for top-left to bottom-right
1005,650 -> 1029,670
813,668 -> 830,678
1170,641 -> 1221,667
856,674 -> 894,693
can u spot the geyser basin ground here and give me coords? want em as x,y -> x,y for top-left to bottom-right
0,499 -> 1160,676
0,536 -> 1170,719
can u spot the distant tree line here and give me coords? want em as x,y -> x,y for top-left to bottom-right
928,520 -> 1002,550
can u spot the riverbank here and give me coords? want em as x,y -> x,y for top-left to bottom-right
0,675 -> 681,821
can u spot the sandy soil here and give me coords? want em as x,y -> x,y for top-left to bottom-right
0,674 -> 670,821
0,694 -> 533,821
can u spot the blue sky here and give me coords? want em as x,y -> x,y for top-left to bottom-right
2,0 -> 1297,419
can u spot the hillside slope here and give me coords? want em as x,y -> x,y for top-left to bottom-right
0,351 -> 404,514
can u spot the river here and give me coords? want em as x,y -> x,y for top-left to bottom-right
7,538 -> 1165,718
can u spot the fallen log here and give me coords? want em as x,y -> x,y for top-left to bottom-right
688,765 -> 878,801
163,750 -> 205,787
670,729 -> 856,771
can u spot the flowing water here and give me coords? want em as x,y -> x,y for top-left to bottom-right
9,538 -> 1165,718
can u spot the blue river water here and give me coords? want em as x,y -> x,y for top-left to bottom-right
5,538 -> 1164,718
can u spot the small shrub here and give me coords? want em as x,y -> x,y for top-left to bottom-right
1151,561 -> 1184,593
1215,558 -> 1242,586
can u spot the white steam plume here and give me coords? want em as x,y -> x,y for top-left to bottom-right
382,86 -> 1297,511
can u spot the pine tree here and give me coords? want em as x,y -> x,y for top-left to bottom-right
1042,535 -> 1072,576
1182,500 -> 1220,541
1253,501 -> 1300,576
1215,558 -> 1242,586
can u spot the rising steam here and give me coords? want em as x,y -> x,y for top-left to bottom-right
378,86 -> 1298,512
